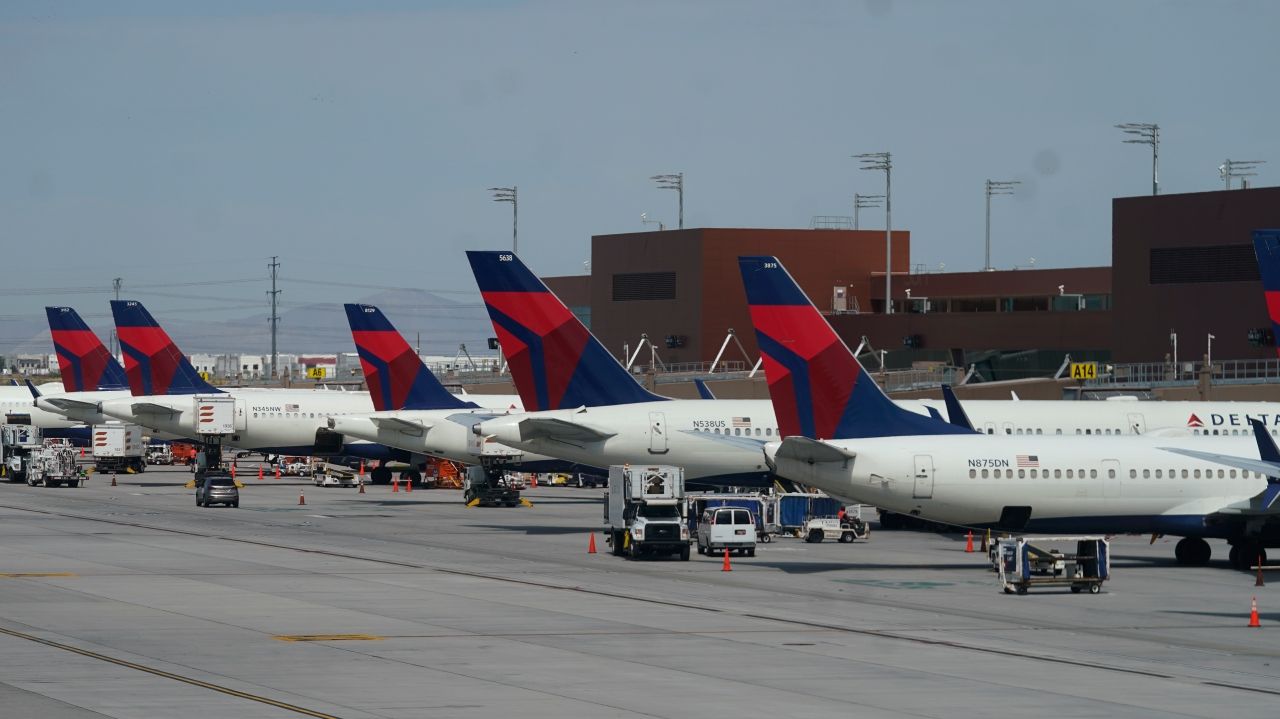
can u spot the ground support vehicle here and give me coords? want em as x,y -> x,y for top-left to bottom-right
605,465 -> 690,561
314,467 -> 359,488
997,536 -> 1109,595
145,444 -> 173,465
686,493 -> 771,541
1,423 -> 41,483
696,506 -> 757,557
777,493 -> 845,536
801,515 -> 869,544
27,442 -> 84,487
92,424 -> 146,473
463,465 -> 523,507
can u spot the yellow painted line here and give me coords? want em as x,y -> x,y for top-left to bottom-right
0,572 -> 77,578
0,626 -> 341,719
273,634 -> 384,642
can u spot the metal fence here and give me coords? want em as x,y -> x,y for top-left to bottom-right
1085,358 -> 1280,387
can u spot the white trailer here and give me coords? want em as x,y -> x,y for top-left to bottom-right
604,465 -> 690,561
92,423 -> 145,473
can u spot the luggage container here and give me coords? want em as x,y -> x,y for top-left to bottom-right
997,536 -> 1109,595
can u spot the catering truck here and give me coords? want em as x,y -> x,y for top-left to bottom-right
604,465 -> 690,561
92,423 -> 145,473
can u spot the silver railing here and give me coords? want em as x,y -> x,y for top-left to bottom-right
1084,358 -> 1280,387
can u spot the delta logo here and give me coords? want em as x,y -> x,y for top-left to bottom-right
1187,413 -> 1204,428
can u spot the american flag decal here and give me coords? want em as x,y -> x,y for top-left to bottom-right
1016,455 -> 1039,468
732,417 -> 752,428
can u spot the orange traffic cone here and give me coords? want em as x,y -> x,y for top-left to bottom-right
80,448 -> 85,457
405,475 -> 413,493
392,478 -> 399,493
359,461 -> 365,479
588,533 -> 597,554
230,464 -> 236,479
722,548 -> 732,572
258,464 -> 264,481
1258,556 -> 1267,588
1249,596 -> 1261,627
274,465 -> 281,480
965,531 -> 974,553
111,473 -> 117,487
298,488 -> 306,506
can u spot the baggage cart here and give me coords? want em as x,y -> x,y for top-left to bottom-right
997,536 -> 1109,595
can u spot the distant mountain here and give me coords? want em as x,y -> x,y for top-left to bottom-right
0,289 -> 493,358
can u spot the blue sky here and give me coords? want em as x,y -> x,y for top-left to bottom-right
3,1 -> 1277,346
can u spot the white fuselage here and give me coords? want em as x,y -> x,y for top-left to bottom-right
767,434 -> 1266,537
5,386 -> 133,430
477,398 -> 1280,484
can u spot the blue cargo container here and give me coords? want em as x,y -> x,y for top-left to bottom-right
778,494 -> 844,530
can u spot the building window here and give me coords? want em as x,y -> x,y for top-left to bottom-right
1150,245 -> 1260,284
612,272 -> 676,301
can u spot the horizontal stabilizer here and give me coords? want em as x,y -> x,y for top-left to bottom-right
515,416 -> 617,443
775,436 -> 857,464
40,397 -> 101,413
369,417 -> 433,436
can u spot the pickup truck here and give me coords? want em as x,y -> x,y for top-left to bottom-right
696,507 -> 757,557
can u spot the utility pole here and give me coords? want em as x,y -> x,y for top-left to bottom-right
855,152 -> 892,313
1219,159 -> 1265,190
1116,123 -> 1160,195
984,180 -> 1020,271
489,186 -> 518,253
651,173 -> 684,229
267,257 -> 280,382
109,277 -> 122,357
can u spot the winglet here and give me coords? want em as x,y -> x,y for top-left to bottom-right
1249,418 -> 1280,465
738,256 -> 974,440
110,300 -> 222,395
45,306 -> 130,392
466,251 -> 666,409
343,303 -> 477,411
694,378 -> 716,400
1253,230 -> 1280,358
941,384 -> 976,431
25,379 -> 41,399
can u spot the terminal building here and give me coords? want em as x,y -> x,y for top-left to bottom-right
544,186 -> 1280,380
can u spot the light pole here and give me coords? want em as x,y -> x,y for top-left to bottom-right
1219,159 -> 1265,190
651,173 -> 684,229
1170,330 -> 1178,378
984,179 -> 1020,271
853,193 -> 883,231
855,152 -> 892,314
1207,333 -> 1215,369
489,186 -> 517,253
1116,123 -> 1159,195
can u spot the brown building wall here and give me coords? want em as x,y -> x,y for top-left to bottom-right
1112,187 -> 1280,362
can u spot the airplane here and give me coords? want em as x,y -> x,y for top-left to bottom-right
81,300 -> 404,462
738,254 -> 1277,569
324,303 -> 592,474
466,250 -> 1280,488
4,307 -> 141,443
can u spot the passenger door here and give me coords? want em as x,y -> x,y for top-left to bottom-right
648,412 -> 668,454
913,455 -> 934,499
1127,413 -> 1146,435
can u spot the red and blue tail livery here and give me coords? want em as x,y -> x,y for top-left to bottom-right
1253,229 -> 1280,358
45,307 -> 129,392
466,251 -> 665,410
110,300 -> 222,396
737,256 -> 972,440
344,303 -> 477,411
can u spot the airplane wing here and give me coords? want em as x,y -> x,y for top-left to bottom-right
1158,447 -> 1280,478
514,417 -> 616,443
130,402 -> 183,416
775,436 -> 857,463
1160,417 -> 1280,514
369,417 -> 433,436
39,397 -> 100,413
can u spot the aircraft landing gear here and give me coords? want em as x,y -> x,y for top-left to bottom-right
1229,541 -> 1267,571
1174,537 -> 1211,566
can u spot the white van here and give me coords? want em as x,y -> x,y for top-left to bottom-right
696,507 -> 757,557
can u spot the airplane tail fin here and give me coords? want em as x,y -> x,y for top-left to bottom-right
465,251 -> 665,410
737,256 -> 973,440
45,307 -> 129,392
343,304 -> 476,411
1253,229 -> 1280,358
110,300 -> 222,395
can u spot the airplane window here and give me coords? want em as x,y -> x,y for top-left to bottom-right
1213,430 -> 1220,436
969,469 -> 976,479
1155,469 -> 1162,478
253,413 -> 258,418
310,413 -> 315,419
1218,469 -> 1225,479
1108,469 -> 1115,479
734,428 -> 740,436
1143,469 -> 1150,478
1030,469 -> 1037,478
1036,429 -> 1042,435
987,429 -> 994,435
1006,428 -> 1012,435
1015,428 -> 1022,435
1169,469 -> 1175,478
755,428 -> 761,436
1055,469 -> 1062,479
1129,469 -> 1136,478
981,469 -> 989,479
1181,469 -> 1189,479
1085,429 -> 1091,435
1076,429 -> 1082,435
1055,429 -> 1062,435
1018,469 -> 1025,479
1193,469 -> 1201,479
766,428 -> 772,436
1066,469 -> 1074,478
1103,429 -> 1110,436
1090,469 -> 1097,479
